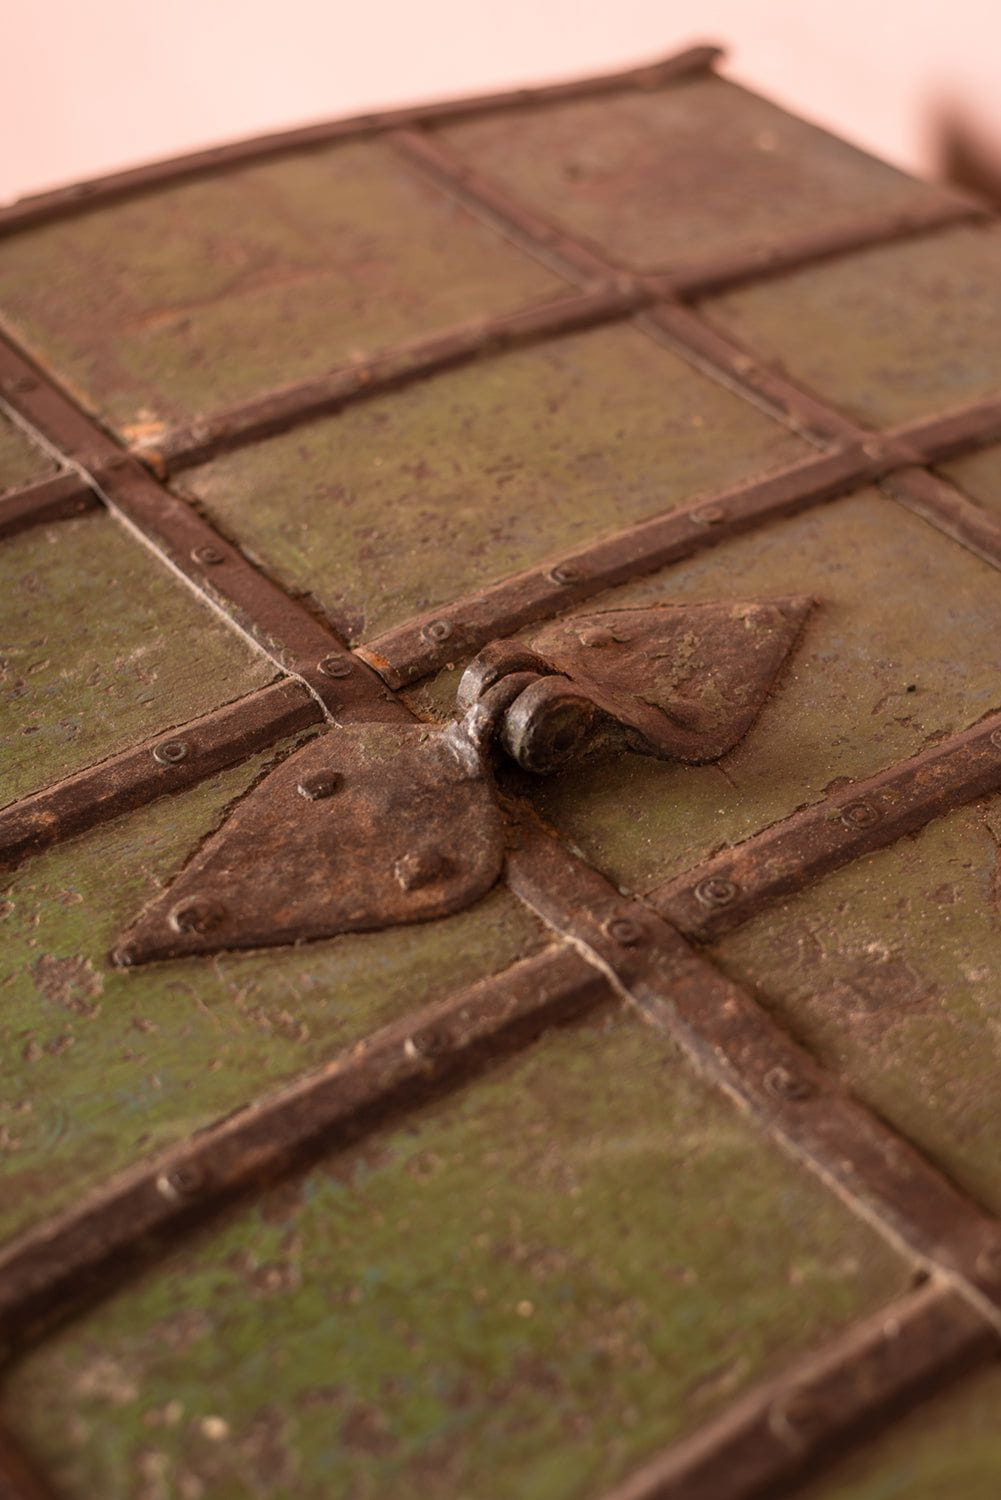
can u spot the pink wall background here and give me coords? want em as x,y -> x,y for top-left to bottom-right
2,1 -> 1000,203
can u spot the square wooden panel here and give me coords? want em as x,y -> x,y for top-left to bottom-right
0,142 -> 564,436
1,1007 -> 908,1500
435,73 -> 953,275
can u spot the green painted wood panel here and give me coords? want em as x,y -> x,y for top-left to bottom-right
176,322 -> 806,643
0,414 -> 56,495
2,1005 -> 908,1500
712,798 -> 1001,1217
706,223 -> 1001,429
0,143 -> 564,436
437,75 -> 950,274
797,1361 -> 1001,1500
0,513 -> 276,804
407,490 -> 1001,896
0,741 -> 546,1242
939,441 -> 1001,519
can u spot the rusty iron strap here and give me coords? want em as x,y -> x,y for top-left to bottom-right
597,1282 -> 995,1500
0,945 -> 609,1358
503,813 -> 1001,1332
0,680 -> 323,868
652,706 -> 1001,941
0,335 -> 404,722
147,283 -> 650,474
0,45 -> 722,241
0,470 -> 97,539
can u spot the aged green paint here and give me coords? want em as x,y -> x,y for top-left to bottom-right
0,512 -> 276,804
408,491 -> 1001,895
797,1362 -> 1001,1500
707,223 -> 1001,428
939,441 -> 1001,519
2,1006 -> 908,1500
0,414 -> 55,494
177,322 -> 805,643
713,797 -> 1001,1217
0,143 -> 563,434
0,738 -> 545,1241
439,75 -> 948,274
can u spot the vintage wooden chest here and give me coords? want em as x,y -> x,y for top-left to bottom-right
3,40 -> 1001,1500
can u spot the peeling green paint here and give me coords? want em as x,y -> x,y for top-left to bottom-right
439,74 -> 947,274
2,1006 -> 908,1500
0,414 -> 55,494
0,512 -> 276,804
0,142 -> 564,434
0,740 -> 546,1241
796,1362 -> 1001,1500
177,321 -> 805,643
407,490 -> 1001,896
707,223 -> 1001,428
714,796 -> 1001,1215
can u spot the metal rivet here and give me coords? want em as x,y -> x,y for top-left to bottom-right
318,654 -> 353,678
841,800 -> 880,829
191,543 -> 225,566
1,374 -> 37,395
421,619 -> 452,644
604,915 -> 643,946
548,563 -> 583,586
168,896 -> 225,935
577,626 -> 617,648
297,770 -> 341,800
765,1065 -> 813,1102
976,1243 -> 1001,1280
990,728 -> 1001,752
394,851 -> 448,891
153,740 -> 188,766
156,1162 -> 207,1201
694,875 -> 740,909
769,1387 -> 820,1446
690,504 -> 726,526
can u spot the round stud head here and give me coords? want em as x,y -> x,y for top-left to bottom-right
168,896 -> 225,935
153,740 -> 189,766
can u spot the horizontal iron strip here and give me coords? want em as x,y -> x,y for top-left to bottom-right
0,470 -> 97,539
0,944 -> 609,1357
0,333 -> 402,721
149,283 -> 649,473
599,1282 -> 996,1500
652,706 -> 1001,941
880,464 -> 1001,575
503,815 -> 1001,1331
0,680 -> 322,869
358,446 -> 876,687
0,46 -> 720,240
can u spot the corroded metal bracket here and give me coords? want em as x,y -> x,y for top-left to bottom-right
114,596 -> 812,964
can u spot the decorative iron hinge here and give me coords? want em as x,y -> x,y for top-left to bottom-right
113,597 -> 812,965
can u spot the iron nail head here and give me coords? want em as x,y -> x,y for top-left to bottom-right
156,1162 -> 208,1202
394,851 -> 448,891
422,619 -> 452,644
153,739 -> 188,766
694,875 -> 740,909
318,654 -> 353,678
297,770 -> 342,800
169,896 -> 225,935
841,800 -> 880,829
691,504 -> 726,526
765,1065 -> 813,1102
191,543 -> 225,566
548,563 -> 583,586
989,728 -> 1001,752
604,914 -> 643,946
